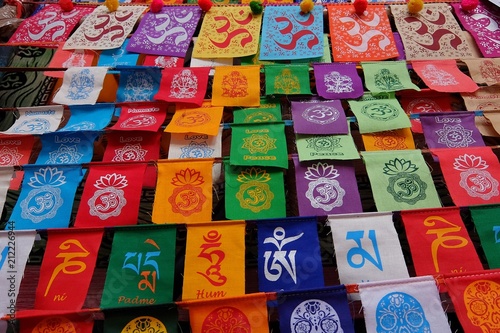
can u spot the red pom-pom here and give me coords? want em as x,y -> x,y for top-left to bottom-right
59,0 -> 74,12
150,0 -> 163,13
198,0 -> 212,12
353,0 -> 368,16
461,0 -> 478,11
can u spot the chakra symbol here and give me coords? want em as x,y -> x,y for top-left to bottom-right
47,145 -> 83,164
306,136 -> 342,151
436,124 -> 475,148
112,143 -> 147,161
242,134 -> 277,154
361,102 -> 399,121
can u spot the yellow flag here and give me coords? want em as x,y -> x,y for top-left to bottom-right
164,104 -> 223,136
361,128 -> 415,151
182,220 -> 246,301
152,159 -> 213,223
212,65 -> 261,107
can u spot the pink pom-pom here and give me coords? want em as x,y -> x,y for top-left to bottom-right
198,0 -> 212,12
59,0 -> 74,12
353,0 -> 368,16
461,0 -> 479,11
150,0 -> 163,13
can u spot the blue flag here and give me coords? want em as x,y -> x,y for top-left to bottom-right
257,216 -> 324,292
97,39 -> 140,67
35,131 -> 101,165
277,286 -> 355,333
9,165 -> 84,230
116,67 -> 161,103
60,104 -> 115,131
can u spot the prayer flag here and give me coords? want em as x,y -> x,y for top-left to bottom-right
10,165 -> 84,230
164,105 -> 223,136
225,164 -> 286,220
431,146 -> 500,206
233,97 -> 282,124
45,44 -> 95,79
35,229 -> 103,310
74,164 -> 147,227
265,64 -> 312,95
361,150 -> 441,211
52,67 -> 108,106
60,104 -> 115,132
212,65 -> 261,107
295,132 -> 360,161
3,105 -> 64,135
313,63 -> 364,100
463,58 -> 500,86
182,221 -> 245,301
327,212 -> 409,285
100,225 -> 177,309
293,156 -> 362,215
412,60 -> 478,93
0,135 -> 35,190
291,100 -> 348,135
361,61 -> 420,93
168,129 -> 222,160
152,159 -> 213,223
104,306 -> 178,333
470,205 -> 500,269
154,67 -> 210,106
348,98 -> 411,134
361,128 -> 415,151
358,276 -> 452,333
116,68 -> 161,103
257,217 -> 324,292
18,310 -> 94,333
461,86 -> 500,111
142,55 -> 183,68
401,207 -> 483,276
97,39 -> 139,67
109,103 -> 167,132
0,168 -> 13,213
35,131 -> 100,165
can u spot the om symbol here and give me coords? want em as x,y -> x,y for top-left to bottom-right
175,111 -> 211,127
361,102 -> 399,121
169,185 -> 206,217
387,173 -> 427,205
29,192 -> 55,214
460,169 -> 499,200
88,188 -> 126,220
236,182 -> 274,213
21,187 -> 63,223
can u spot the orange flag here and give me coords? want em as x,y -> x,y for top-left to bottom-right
164,104 -> 223,136
182,293 -> 269,333
362,128 -> 415,151
152,159 -> 213,223
212,65 -> 261,107
18,310 -> 94,333
182,220 -> 245,301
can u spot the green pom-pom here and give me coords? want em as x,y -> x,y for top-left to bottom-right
250,0 -> 263,15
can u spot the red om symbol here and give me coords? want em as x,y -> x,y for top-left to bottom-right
84,11 -> 134,42
209,12 -> 254,49
273,13 -> 319,51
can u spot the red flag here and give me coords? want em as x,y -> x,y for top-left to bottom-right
109,103 -> 167,132
74,164 -> 147,227
154,67 -> 210,106
401,207 -> 483,277
34,229 -> 103,310
0,135 -> 35,190
18,310 -> 94,333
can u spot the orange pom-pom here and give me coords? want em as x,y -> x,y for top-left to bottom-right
407,0 -> 424,14
353,0 -> 367,16
59,0 -> 74,12
198,0 -> 212,12
299,0 -> 314,14
150,0 -> 163,13
105,0 -> 119,12
461,0 -> 479,11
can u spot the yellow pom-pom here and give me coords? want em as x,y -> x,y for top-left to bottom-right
300,0 -> 314,14
407,0 -> 423,14
105,0 -> 119,12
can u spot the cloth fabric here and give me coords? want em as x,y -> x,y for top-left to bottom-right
3,105 -> 64,135
361,150 -> 442,211
291,100 -> 348,135
103,306 -> 178,333
142,55 -> 184,68
401,207 -> 483,276
229,122 -> 288,168
348,98 -> 411,134
110,103 -> 167,132
462,58 -> 500,86
0,135 -> 35,190
412,60 -> 478,93
327,212 -> 409,286
52,67 -> 108,106
60,104 -> 115,132
257,217 -> 324,292
100,225 -> 177,309
154,67 -> 210,106
168,128 -> 222,160
211,65 -> 261,107
35,131 -> 100,165
420,111 -> 484,149
164,105 -> 223,136
192,6 -> 262,58
45,44 -> 95,79
224,163 -> 286,220
391,3 -> 474,60
431,146 -> 500,206
259,5 -> 324,60
295,132 -> 360,161
461,86 -> 500,111
182,221 -> 245,301
9,165 -> 84,230
469,205 -> 500,269
152,159 -> 213,223
362,61 -> 420,93
358,276 -> 452,333
34,229 -> 103,310
63,5 -> 146,50
116,67 -> 161,103
233,98 -> 282,123
361,128 -> 415,151
264,64 -> 312,95
97,39 -> 139,67
73,164 -> 147,227
313,63 -> 364,100
127,6 -> 201,57
19,311 -> 94,333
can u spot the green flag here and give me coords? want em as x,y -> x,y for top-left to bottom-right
100,225 -> 177,309
225,161 -> 286,220
230,122 -> 288,168
104,305 -> 178,333
361,61 -> 420,93
233,97 -> 282,124
264,64 -> 312,95
348,98 -> 411,134
470,205 -> 500,269
296,132 -> 360,161
361,150 -> 442,212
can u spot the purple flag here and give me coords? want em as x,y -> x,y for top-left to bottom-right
313,63 -> 364,100
127,6 -> 202,57
452,2 -> 500,58
420,111 -> 485,149
393,32 -> 406,60
293,156 -> 362,215
291,100 -> 348,135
